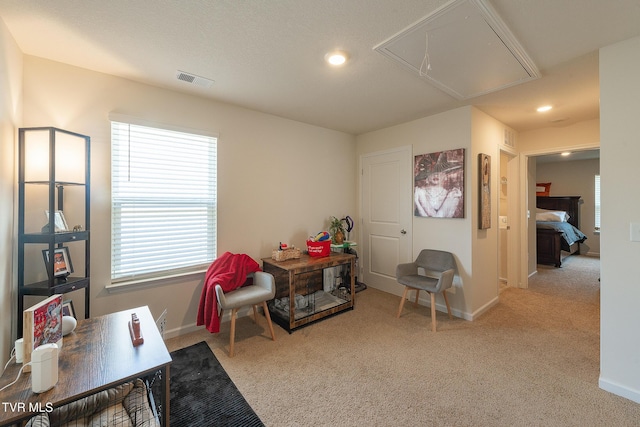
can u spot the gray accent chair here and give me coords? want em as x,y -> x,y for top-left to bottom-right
215,271 -> 276,356
395,249 -> 457,332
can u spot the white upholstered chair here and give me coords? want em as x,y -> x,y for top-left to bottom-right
215,271 -> 276,356
395,249 -> 457,332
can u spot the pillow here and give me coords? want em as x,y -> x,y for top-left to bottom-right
536,209 -> 570,222
536,182 -> 551,197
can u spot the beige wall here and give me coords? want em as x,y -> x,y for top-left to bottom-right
470,108 -> 506,312
19,56 -> 356,337
519,119 -> 600,153
0,18 -> 22,367
599,35 -> 640,403
355,106 -> 508,320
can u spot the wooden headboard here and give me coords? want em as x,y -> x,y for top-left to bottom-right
536,196 -> 582,229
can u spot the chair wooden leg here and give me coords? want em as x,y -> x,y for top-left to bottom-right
414,289 -> 420,305
430,292 -> 437,332
229,308 -> 238,357
252,305 -> 259,323
443,291 -> 452,319
262,301 -> 276,341
397,286 -> 410,318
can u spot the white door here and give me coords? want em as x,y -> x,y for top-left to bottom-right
360,146 -> 412,294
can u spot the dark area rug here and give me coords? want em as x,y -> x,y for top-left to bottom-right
169,341 -> 264,427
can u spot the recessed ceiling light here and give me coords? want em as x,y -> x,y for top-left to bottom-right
537,105 -> 553,112
561,152 -> 571,156
325,50 -> 349,66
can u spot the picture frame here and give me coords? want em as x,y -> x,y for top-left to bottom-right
414,148 -> 465,218
62,300 -> 76,319
45,210 -> 69,232
42,246 -> 74,278
479,153 -> 491,229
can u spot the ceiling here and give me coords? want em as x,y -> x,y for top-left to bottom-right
1,0 -> 640,135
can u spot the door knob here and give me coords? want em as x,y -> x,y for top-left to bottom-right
400,229 -> 407,235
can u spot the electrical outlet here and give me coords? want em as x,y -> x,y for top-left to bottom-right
155,309 -> 167,339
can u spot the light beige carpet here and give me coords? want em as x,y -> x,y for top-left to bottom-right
167,255 -> 640,426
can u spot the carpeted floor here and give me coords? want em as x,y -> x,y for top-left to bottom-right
169,341 -> 264,427
167,255 -> 640,426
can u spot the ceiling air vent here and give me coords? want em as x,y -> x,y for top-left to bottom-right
176,70 -> 214,88
504,128 -> 516,148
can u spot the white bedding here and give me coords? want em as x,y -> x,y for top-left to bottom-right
536,208 -> 569,222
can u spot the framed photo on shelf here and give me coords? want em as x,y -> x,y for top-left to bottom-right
45,210 -> 69,232
42,246 -> 74,278
62,300 -> 76,319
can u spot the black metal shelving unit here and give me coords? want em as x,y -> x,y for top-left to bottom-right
17,127 -> 90,337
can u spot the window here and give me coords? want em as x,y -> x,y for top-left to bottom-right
111,120 -> 217,282
594,174 -> 600,232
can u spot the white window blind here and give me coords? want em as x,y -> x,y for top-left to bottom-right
594,174 -> 600,231
111,121 -> 217,281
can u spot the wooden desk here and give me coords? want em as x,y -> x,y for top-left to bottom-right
262,253 -> 356,332
0,306 -> 171,426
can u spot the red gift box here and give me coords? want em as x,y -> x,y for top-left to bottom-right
307,240 -> 330,257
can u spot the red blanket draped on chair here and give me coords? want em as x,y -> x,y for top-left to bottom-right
196,252 -> 261,333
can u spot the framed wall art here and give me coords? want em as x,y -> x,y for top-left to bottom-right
414,148 -> 465,218
479,153 -> 491,229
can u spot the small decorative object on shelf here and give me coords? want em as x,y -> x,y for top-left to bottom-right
272,245 -> 301,261
329,216 -> 345,244
129,313 -> 144,346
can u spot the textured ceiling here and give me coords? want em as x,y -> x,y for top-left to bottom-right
1,0 -> 640,135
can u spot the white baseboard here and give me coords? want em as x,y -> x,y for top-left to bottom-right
412,291 -> 498,321
467,295 -> 499,321
163,305 -> 257,340
164,322 -> 201,340
599,377 -> 640,404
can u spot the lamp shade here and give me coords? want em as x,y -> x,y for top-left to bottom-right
23,128 -> 86,183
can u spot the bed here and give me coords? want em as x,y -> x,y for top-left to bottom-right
536,196 -> 587,267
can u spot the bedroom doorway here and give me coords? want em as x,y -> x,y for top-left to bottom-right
518,146 -> 600,289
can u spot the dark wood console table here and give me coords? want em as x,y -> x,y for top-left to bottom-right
0,306 -> 171,426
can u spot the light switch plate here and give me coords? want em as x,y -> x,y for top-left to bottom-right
630,222 -> 640,242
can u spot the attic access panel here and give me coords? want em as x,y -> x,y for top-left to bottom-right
374,0 -> 539,99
